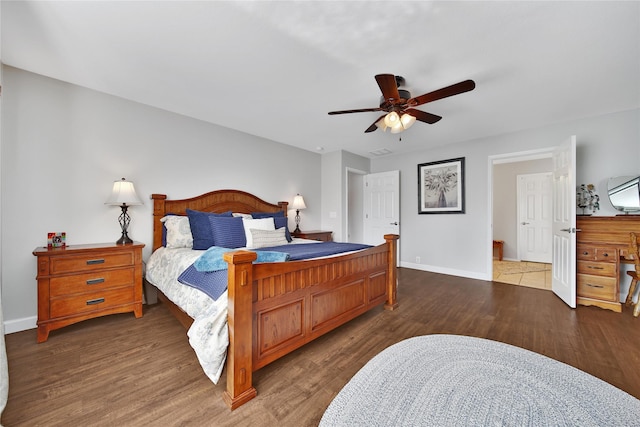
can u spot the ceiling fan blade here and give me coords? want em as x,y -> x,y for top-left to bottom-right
328,107 -> 383,115
405,109 -> 442,124
375,74 -> 400,101
409,79 -> 476,107
365,115 -> 386,133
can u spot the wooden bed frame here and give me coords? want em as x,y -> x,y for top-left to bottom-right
150,189 -> 399,409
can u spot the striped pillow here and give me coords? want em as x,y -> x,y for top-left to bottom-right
250,228 -> 289,249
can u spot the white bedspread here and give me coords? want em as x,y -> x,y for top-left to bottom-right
145,247 -> 229,384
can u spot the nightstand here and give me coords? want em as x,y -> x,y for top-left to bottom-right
291,230 -> 333,242
33,242 -> 145,342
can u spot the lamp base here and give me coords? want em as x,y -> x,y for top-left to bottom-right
116,234 -> 134,245
116,204 -> 133,244
293,225 -> 301,234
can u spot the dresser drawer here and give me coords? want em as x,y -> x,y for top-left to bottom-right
49,252 -> 135,275
577,261 -> 616,277
577,274 -> 617,301
50,287 -> 135,318
577,245 -> 617,262
49,268 -> 135,297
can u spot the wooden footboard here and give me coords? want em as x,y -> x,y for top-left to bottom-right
222,234 -> 398,409
149,191 -> 398,410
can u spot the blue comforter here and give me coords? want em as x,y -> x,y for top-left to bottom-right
178,242 -> 373,301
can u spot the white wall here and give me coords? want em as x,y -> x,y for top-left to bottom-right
1,66 -> 322,332
321,150 -> 370,242
372,108 -> 640,280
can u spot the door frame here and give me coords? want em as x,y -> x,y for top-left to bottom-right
488,148 -> 555,279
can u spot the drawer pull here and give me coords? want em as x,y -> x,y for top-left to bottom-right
587,266 -> 604,270
86,298 -> 105,305
603,253 -> 609,257
86,278 -> 105,285
86,259 -> 105,265
586,283 -> 604,289
582,252 -> 589,255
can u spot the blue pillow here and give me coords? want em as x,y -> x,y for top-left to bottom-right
208,216 -> 247,248
251,211 -> 285,219
274,216 -> 292,242
186,209 -> 233,250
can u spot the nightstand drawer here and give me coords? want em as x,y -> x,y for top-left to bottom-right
49,268 -> 135,297
49,252 -> 135,275
577,274 -> 617,301
50,287 -> 135,318
577,261 -> 616,277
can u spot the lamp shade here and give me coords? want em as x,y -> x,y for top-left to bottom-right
105,178 -> 143,206
292,194 -> 306,210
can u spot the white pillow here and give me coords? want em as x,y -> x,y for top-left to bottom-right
161,215 -> 193,248
242,217 -> 275,248
251,228 -> 289,249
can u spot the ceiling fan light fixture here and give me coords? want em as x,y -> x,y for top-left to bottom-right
383,111 -> 400,128
400,113 -> 416,129
390,124 -> 404,134
375,117 -> 388,131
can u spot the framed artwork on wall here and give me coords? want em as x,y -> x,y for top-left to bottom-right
418,157 -> 465,214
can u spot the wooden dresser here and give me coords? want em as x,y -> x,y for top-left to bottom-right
576,216 -> 640,312
33,242 -> 145,342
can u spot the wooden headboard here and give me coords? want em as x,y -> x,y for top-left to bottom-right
151,189 -> 288,251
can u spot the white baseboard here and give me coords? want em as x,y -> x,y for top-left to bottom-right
4,316 -> 36,335
401,262 -> 491,281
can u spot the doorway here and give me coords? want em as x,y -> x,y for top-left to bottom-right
491,152 -> 553,289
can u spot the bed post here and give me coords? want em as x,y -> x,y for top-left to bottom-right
222,250 -> 258,410
151,194 -> 167,251
384,234 -> 399,311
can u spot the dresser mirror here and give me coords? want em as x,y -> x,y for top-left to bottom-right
608,175 -> 640,213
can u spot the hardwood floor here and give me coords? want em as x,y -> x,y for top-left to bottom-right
3,268 -> 640,426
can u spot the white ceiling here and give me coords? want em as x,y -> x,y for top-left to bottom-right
2,1 -> 639,158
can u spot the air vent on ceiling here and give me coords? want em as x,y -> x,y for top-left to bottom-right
369,148 -> 392,156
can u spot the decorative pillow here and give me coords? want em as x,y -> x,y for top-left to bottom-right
251,211 -> 285,219
251,228 -> 289,249
251,211 -> 291,242
208,216 -> 247,249
274,216 -> 293,242
160,215 -> 193,248
242,217 -> 275,248
186,209 -> 233,250
161,212 -> 177,246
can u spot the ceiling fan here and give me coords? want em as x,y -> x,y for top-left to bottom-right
328,74 -> 475,134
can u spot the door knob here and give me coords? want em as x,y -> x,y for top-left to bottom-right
521,222 -> 530,225
390,222 -> 398,226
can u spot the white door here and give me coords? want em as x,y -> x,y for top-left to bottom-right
551,136 -> 577,308
363,170 -> 400,246
517,172 -> 552,263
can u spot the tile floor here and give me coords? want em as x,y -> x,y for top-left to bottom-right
493,260 -> 552,290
